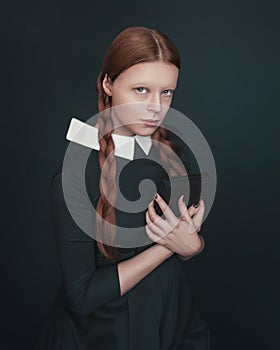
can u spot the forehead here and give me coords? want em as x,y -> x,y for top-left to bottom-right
116,61 -> 179,87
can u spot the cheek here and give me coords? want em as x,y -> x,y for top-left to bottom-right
126,103 -> 147,118
111,90 -> 135,105
115,102 -> 147,121
162,97 -> 173,107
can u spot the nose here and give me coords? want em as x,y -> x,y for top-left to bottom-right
147,94 -> 162,113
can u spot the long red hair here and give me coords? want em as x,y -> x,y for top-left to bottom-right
95,26 -> 186,261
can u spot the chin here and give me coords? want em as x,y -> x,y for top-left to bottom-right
135,127 -> 158,137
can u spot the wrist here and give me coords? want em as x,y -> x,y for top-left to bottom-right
177,236 -> 206,260
177,253 -> 192,261
154,243 -> 173,258
197,235 -> 205,254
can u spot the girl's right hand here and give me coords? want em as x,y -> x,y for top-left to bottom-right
145,194 -> 205,258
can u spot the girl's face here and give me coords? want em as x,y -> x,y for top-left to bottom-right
102,61 -> 179,136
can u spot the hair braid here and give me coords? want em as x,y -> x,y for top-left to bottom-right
95,72 -> 123,261
152,127 -> 187,177
93,26 -> 186,261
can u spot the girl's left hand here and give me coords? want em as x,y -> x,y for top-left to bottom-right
145,193 -> 205,259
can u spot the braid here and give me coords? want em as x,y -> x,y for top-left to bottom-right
93,27 -> 185,261
152,126 -> 187,177
95,73 -> 123,261
95,79 -> 187,262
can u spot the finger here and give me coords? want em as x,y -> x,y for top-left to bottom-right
188,219 -> 199,235
147,200 -> 165,228
145,224 -> 161,243
145,211 -> 164,237
153,193 -> 177,225
188,204 -> 200,218
192,199 -> 205,230
147,202 -> 174,236
178,195 -> 191,222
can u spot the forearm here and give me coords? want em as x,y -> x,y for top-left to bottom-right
117,244 -> 173,296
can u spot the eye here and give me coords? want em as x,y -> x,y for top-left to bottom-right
162,89 -> 174,97
135,87 -> 148,94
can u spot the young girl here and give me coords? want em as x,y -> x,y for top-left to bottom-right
36,26 -> 210,350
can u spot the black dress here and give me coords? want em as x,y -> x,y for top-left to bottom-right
35,131 -> 210,350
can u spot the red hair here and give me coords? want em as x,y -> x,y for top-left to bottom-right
95,26 -> 186,261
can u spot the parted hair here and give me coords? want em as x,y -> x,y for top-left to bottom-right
95,26 -> 186,261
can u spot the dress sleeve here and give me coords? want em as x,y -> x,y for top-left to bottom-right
49,169 -> 121,318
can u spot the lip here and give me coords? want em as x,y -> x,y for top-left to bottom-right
140,119 -> 160,127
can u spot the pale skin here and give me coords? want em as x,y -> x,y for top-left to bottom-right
146,193 -> 205,259
117,196 -> 205,296
100,61 -> 206,296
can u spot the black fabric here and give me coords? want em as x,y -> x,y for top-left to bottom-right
35,131 -> 210,350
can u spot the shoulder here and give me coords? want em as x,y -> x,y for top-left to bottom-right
49,146 -> 101,206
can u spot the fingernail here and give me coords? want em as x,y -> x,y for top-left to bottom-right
154,193 -> 158,199
182,195 -> 185,202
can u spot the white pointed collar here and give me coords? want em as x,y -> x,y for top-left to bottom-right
65,117 -> 152,160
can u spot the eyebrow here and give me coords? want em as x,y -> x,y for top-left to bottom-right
132,82 -> 177,89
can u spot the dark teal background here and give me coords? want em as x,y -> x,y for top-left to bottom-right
2,0 -> 279,349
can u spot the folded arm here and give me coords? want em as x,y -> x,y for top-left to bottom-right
50,171 -> 173,317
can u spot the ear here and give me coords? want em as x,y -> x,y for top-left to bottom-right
102,73 -> 113,96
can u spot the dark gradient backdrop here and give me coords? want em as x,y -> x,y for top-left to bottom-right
2,0 -> 279,349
